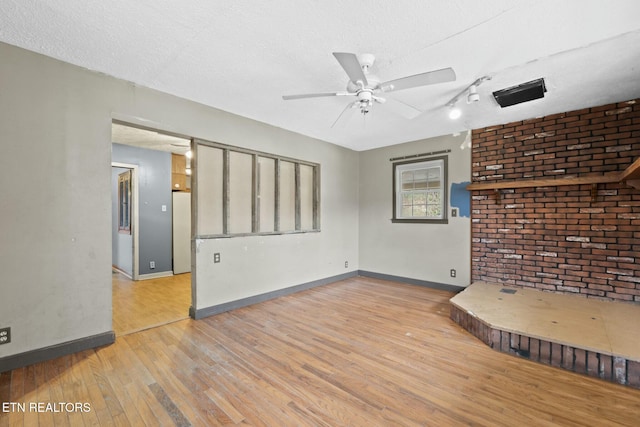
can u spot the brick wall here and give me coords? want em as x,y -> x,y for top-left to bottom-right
471,99 -> 640,301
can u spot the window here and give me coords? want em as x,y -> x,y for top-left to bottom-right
118,170 -> 132,234
195,140 -> 320,237
392,156 -> 447,223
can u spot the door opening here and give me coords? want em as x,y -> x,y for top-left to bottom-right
111,121 -> 193,336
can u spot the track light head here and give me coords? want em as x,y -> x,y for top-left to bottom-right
467,85 -> 479,103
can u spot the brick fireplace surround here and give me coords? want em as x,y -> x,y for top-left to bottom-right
470,98 -> 640,301
452,98 -> 640,388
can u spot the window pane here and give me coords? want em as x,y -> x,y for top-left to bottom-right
279,161 -> 296,231
299,164 -> 314,230
413,170 -> 428,189
427,205 -> 441,217
229,151 -> 253,234
197,145 -> 224,235
412,205 -> 426,216
401,171 -> 414,190
427,191 -> 440,204
258,157 -> 275,233
413,192 -> 427,205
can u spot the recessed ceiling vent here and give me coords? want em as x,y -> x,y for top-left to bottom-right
492,78 -> 546,108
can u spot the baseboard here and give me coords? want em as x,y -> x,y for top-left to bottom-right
357,270 -> 466,293
138,271 -> 174,280
112,265 -> 132,279
190,271 -> 359,320
0,331 -> 115,373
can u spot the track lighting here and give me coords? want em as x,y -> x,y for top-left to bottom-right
445,76 -> 491,120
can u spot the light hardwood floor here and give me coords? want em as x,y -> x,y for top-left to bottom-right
112,271 -> 192,336
2,276 -> 640,426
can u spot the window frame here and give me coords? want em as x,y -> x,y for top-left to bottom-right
193,138 -> 321,238
118,170 -> 132,234
392,156 -> 448,224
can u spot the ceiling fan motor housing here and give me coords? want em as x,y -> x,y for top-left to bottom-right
358,53 -> 376,68
347,74 -> 380,92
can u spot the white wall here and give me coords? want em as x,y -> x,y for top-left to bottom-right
358,133 -> 472,287
0,41 -> 359,358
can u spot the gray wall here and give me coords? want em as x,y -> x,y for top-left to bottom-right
0,41 -> 359,359
112,143 -> 172,276
358,133 -> 472,287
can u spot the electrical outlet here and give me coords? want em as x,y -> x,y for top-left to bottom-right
345,261 -> 348,268
214,253 -> 221,263
451,208 -> 458,217
150,261 -> 155,269
0,327 -> 10,345
450,269 -> 456,278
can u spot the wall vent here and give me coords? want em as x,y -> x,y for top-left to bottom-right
493,78 -> 546,108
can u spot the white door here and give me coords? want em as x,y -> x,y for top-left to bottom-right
172,192 -> 191,274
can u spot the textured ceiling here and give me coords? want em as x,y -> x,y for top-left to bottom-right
2,0 -> 640,150
111,123 -> 190,155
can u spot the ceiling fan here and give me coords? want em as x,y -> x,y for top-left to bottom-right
282,52 -> 456,126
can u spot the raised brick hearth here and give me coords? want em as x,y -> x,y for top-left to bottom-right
450,282 -> 640,389
450,304 -> 640,389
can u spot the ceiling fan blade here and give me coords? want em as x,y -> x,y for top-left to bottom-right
380,67 -> 456,92
333,52 -> 368,86
282,91 -> 352,100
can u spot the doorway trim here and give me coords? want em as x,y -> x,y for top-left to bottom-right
111,162 -> 140,280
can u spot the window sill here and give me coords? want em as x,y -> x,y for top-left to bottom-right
195,229 -> 321,239
391,218 -> 448,224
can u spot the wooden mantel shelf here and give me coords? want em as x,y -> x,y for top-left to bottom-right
467,157 -> 640,191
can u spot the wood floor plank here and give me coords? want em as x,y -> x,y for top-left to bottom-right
0,371 -> 11,427
112,271 -> 191,337
7,369 -> 25,427
3,276 -> 640,426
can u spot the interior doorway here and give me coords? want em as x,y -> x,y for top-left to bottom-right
111,121 -> 193,336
